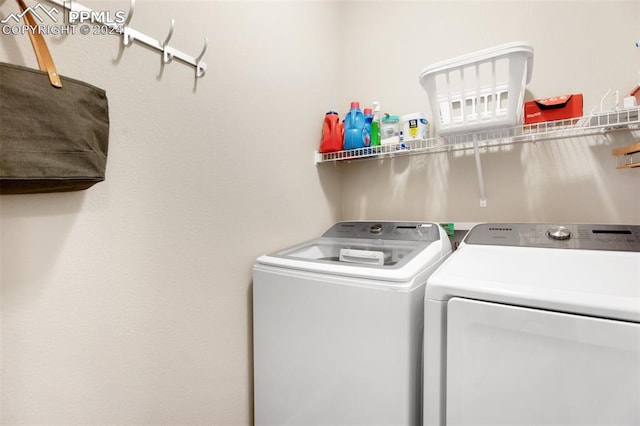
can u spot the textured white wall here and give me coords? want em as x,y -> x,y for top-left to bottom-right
336,1 -> 640,224
0,1 -> 342,424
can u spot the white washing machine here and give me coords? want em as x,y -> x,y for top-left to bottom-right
253,221 -> 452,425
423,223 -> 640,426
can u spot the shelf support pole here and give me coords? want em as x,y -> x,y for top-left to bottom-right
473,139 -> 487,207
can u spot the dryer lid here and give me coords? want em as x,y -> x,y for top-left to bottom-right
426,225 -> 640,322
463,223 -> 640,252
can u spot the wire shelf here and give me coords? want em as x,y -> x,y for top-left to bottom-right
314,107 -> 640,165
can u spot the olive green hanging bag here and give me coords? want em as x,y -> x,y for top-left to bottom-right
0,0 -> 109,194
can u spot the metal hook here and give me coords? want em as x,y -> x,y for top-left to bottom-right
195,37 -> 208,79
124,0 -> 135,27
162,18 -> 175,64
63,0 -> 76,25
122,0 -> 136,47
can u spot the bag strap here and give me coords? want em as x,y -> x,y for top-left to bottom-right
15,0 -> 62,88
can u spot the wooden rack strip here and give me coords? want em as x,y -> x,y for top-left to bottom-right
612,142 -> 640,169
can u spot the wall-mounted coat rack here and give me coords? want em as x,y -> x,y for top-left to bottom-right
45,0 -> 207,80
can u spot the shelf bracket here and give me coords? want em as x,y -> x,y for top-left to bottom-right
473,140 -> 487,207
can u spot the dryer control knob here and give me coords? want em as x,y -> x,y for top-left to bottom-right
546,225 -> 572,241
369,224 -> 383,235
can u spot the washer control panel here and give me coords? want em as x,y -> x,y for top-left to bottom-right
322,221 -> 440,242
464,223 -> 640,252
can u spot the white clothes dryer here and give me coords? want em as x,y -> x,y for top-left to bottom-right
253,221 -> 452,426
424,223 -> 640,426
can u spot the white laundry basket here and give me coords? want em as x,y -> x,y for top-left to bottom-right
419,42 -> 534,137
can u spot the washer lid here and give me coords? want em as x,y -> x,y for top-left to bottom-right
256,222 -> 450,283
426,242 -> 640,322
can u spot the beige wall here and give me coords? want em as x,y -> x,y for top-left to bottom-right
1,1 -> 342,424
337,1 -> 640,223
1,1 -> 639,425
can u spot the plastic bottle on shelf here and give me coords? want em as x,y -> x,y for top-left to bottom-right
371,102 -> 381,146
319,111 -> 343,153
363,108 -> 373,147
343,101 -> 366,150
381,114 -> 400,147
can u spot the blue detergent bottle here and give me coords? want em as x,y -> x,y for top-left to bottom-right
343,102 -> 366,150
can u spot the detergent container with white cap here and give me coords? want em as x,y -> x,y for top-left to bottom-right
400,113 -> 429,142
